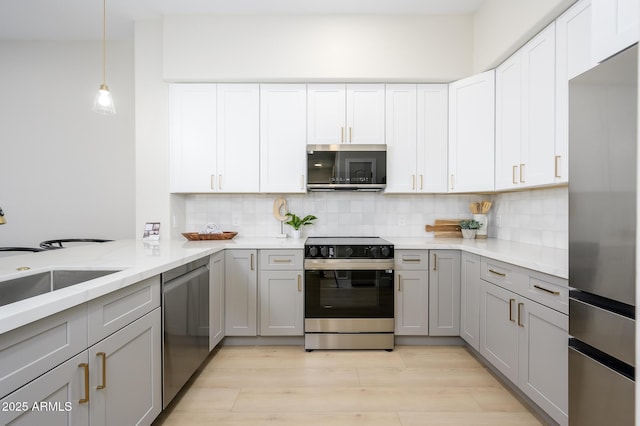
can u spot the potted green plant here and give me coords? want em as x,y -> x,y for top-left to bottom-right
285,213 -> 317,238
459,219 -> 481,239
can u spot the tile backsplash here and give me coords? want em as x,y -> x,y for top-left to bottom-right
182,186 -> 568,249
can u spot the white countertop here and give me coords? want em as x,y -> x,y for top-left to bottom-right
0,236 -> 567,335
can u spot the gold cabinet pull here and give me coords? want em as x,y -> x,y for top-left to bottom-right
450,174 -> 455,191
432,253 -> 437,271
298,275 -> 302,292
211,174 -> 216,190
402,257 -> 421,263
411,175 -> 415,190
534,284 -> 560,296
512,165 -> 518,184
79,363 -> 90,403
519,163 -> 525,183
219,174 -> 222,190
554,156 -> 561,178
420,175 -> 423,190
489,269 -> 506,277
273,258 -> 292,263
97,352 -> 106,389
250,253 -> 254,271
349,127 -> 353,143
517,303 -> 524,327
397,274 -> 402,291
508,299 -> 515,322
300,174 -> 305,190
341,127 -> 344,143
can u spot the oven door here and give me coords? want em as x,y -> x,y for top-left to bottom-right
304,267 -> 394,319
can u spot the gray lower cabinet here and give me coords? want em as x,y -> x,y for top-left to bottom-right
209,251 -> 225,350
259,250 -> 304,336
394,250 -> 429,335
428,250 -> 461,336
460,252 -> 481,350
0,277 -> 162,426
479,278 -> 568,426
224,250 -> 258,336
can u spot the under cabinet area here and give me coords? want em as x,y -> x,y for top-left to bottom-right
394,250 -> 429,335
225,250 -> 258,336
460,252 -> 481,351
428,250 -> 461,336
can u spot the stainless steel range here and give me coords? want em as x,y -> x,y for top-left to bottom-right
304,237 -> 394,351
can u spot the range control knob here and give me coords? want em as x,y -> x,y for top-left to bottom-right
381,246 -> 390,258
369,246 -> 380,258
308,246 -> 318,257
345,247 -> 354,257
320,246 -> 329,258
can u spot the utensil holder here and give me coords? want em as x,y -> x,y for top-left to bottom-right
473,214 -> 487,239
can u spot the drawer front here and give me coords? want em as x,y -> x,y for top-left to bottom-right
88,275 -> 160,345
480,257 -> 527,291
395,250 -> 429,270
259,250 -> 303,270
0,304 -> 88,399
525,272 -> 569,314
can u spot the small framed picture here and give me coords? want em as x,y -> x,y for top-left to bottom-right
142,222 -> 160,241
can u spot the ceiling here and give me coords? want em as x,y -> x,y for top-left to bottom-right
0,0 -> 485,41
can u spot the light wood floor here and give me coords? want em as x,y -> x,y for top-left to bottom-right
153,345 -> 544,426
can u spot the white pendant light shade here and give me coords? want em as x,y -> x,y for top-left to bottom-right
93,84 -> 116,115
93,0 -> 115,115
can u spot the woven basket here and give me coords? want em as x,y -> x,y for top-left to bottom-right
182,232 -> 238,241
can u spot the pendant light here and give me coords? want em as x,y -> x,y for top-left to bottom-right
92,0 -> 116,115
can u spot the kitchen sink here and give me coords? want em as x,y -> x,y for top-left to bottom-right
0,269 -> 121,307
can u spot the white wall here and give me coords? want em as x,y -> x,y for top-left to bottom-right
473,0 -> 575,72
162,15 -> 474,82
0,41 -> 135,247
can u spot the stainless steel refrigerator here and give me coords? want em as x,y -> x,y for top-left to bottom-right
568,44 -> 637,425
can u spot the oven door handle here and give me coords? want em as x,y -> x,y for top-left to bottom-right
304,259 -> 394,271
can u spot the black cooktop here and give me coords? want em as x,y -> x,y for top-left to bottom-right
305,237 -> 394,259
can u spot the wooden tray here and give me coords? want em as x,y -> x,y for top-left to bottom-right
425,219 -> 463,238
182,232 -> 238,241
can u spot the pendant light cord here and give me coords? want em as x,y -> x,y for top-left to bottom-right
102,0 -> 107,86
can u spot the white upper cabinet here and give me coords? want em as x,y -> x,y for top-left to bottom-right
216,84 -> 260,192
260,84 -> 307,193
386,84 -> 447,193
555,0 -> 595,184
448,70 -> 495,193
592,0 -> 639,63
169,83 -> 259,193
308,84 -> 385,144
169,84 -> 217,193
495,24 -> 558,190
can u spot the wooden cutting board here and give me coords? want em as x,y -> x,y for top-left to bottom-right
425,219 -> 463,238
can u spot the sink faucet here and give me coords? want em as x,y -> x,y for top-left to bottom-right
0,206 -> 5,225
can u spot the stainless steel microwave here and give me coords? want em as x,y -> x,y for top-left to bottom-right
306,144 -> 387,191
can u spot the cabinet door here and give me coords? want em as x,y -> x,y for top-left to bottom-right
417,84 -> 448,193
395,270 -> 429,335
0,352 -> 89,426
479,281 -> 519,383
307,84 -> 346,144
520,23 -> 557,187
556,0 -> 594,184
209,251 -> 225,350
89,308 -> 162,426
216,84 -> 260,192
385,84 -> 417,193
259,270 -> 304,336
346,84 -> 385,144
260,84 -> 307,193
169,84 -> 217,193
224,250 -> 258,336
428,250 -> 460,336
518,300 -> 568,426
448,70 -> 495,192
495,53 -> 522,190
460,253 -> 481,351
592,0 -> 639,64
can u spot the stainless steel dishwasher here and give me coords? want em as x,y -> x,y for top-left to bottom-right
162,257 -> 210,408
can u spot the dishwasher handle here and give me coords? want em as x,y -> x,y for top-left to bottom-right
163,265 -> 209,293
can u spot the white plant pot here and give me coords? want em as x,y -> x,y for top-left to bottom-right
291,229 -> 301,239
461,229 -> 477,239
